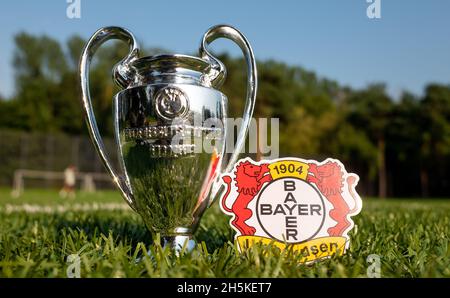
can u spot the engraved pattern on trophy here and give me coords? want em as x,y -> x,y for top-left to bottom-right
155,86 -> 189,120
122,125 -> 222,158
123,125 -> 221,141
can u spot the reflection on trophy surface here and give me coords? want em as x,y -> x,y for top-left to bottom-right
80,25 -> 256,251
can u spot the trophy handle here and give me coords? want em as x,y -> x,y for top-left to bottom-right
200,25 -> 257,199
79,26 -> 139,210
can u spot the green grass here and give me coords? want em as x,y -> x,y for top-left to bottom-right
0,188 -> 449,277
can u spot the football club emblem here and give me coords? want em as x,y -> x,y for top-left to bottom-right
219,157 -> 362,263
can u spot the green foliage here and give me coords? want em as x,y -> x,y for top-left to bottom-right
0,32 -> 449,197
421,84 -> 450,157
0,189 -> 449,277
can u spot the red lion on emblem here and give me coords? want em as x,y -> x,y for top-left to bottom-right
307,161 -> 359,236
221,161 -> 272,235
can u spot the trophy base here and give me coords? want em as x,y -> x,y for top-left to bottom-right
135,234 -> 196,263
161,234 -> 196,253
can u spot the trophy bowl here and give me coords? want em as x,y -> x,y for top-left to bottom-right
79,25 -> 256,251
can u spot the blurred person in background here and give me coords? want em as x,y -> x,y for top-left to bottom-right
59,165 -> 77,199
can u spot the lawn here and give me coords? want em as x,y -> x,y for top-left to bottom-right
0,188 -> 449,277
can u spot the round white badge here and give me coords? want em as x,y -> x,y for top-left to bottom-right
256,177 -> 326,243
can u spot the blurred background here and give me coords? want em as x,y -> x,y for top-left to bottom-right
0,0 -> 449,198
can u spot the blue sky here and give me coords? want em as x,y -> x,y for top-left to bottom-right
1,0 -> 450,99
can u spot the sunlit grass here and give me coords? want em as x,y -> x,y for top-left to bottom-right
0,189 -> 449,277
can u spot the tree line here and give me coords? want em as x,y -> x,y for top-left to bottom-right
0,32 -> 449,198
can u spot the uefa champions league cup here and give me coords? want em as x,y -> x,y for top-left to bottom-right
79,25 -> 257,251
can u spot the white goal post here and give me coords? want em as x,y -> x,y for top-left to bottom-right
11,169 -> 113,197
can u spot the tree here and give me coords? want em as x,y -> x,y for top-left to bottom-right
385,92 -> 422,197
419,84 -> 450,196
345,84 -> 393,198
9,33 -> 140,136
12,33 -> 68,132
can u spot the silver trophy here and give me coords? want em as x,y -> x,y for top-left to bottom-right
79,25 -> 256,251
